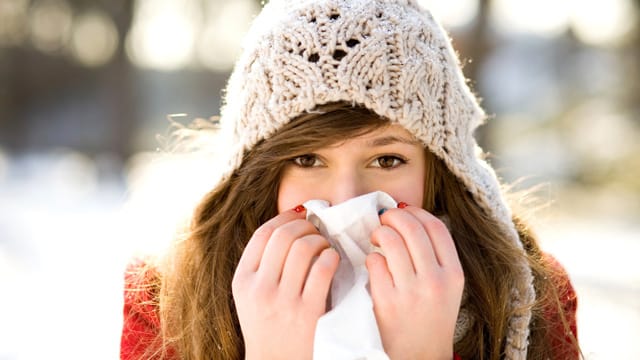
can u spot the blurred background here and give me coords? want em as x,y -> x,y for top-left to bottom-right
0,0 -> 638,358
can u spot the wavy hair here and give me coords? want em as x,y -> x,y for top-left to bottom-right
148,102 -> 580,359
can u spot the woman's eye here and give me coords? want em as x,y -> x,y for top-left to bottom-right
373,155 -> 405,169
293,154 -> 320,168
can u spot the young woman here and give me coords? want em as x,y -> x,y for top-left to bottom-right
121,1 -> 580,359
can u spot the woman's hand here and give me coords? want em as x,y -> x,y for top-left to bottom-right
232,206 -> 340,360
366,204 -> 464,360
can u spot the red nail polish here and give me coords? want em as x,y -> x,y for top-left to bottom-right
397,202 -> 409,209
293,204 -> 306,213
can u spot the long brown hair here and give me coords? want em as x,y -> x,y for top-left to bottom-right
152,102 -> 579,359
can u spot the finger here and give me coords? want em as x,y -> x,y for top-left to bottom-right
258,219 -> 319,284
280,234 -> 331,296
302,248 -> 339,304
402,206 -> 460,269
366,253 -> 395,308
370,225 -> 415,288
236,206 -> 307,275
379,208 -> 438,274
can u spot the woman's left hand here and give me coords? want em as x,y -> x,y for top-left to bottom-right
365,204 -> 464,360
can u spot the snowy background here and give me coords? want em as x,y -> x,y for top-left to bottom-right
1,0 -> 639,358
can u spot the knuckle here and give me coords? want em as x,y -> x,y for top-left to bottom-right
430,280 -> 447,295
449,266 -> 465,286
275,289 -> 299,305
231,276 -> 243,295
313,261 -> 333,278
252,277 -> 275,296
290,239 -> 314,257
406,221 -> 425,237
231,270 -> 251,294
371,226 -> 386,243
270,225 -> 293,241
374,226 -> 398,245
426,217 -> 448,234
313,251 -> 337,275
252,223 -> 275,241
382,235 -> 401,249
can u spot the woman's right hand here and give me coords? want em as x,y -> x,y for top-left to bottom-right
232,206 -> 340,360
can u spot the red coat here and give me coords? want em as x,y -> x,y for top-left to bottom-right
120,255 -> 578,359
120,259 -> 167,360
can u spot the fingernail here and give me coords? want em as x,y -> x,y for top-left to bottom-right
293,204 -> 306,213
397,202 -> 408,209
378,207 -> 388,216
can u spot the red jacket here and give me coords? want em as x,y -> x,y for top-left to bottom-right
120,259 -> 167,360
120,255 -> 578,359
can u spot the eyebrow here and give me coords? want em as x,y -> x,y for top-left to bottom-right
366,135 -> 422,147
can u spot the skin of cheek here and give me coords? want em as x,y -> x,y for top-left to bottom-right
276,174 -> 315,213
380,177 -> 424,208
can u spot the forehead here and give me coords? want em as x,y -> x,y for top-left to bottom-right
326,123 -> 423,149
365,123 -> 416,137
349,123 -> 420,143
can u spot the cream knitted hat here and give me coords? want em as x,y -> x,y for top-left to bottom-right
217,0 -> 535,357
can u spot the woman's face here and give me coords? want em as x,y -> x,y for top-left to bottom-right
277,124 -> 426,212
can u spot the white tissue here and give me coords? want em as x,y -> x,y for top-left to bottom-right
304,191 -> 397,360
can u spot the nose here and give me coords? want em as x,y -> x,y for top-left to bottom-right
328,168 -> 369,206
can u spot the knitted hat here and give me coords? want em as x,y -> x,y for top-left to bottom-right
217,0 -> 535,357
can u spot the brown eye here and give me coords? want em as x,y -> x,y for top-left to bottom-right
293,154 -> 319,167
375,156 -> 404,168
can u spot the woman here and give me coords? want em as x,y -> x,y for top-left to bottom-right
121,1 -> 580,359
